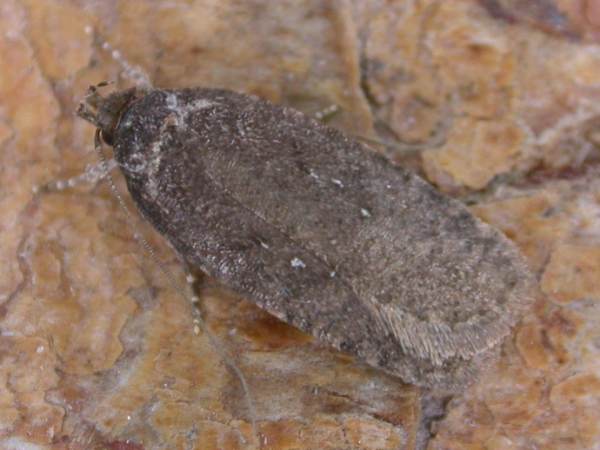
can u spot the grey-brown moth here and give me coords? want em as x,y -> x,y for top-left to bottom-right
78,86 -> 534,391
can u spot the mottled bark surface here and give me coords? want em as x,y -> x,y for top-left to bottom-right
1,1 -> 600,449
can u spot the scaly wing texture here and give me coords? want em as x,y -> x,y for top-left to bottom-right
114,88 -> 534,390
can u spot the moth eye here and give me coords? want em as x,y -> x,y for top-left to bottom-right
100,129 -> 114,146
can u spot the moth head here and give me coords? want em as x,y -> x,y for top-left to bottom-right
77,83 -> 144,146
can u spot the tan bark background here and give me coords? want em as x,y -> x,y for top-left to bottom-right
1,1 -> 600,449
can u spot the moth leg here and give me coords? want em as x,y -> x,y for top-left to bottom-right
162,240 -> 208,314
354,93 -> 457,155
32,158 -> 118,194
183,264 -> 201,305
313,104 -> 340,122
312,104 -> 420,156
354,132 -> 438,156
181,262 -> 212,321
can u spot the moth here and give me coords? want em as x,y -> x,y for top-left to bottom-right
77,85 -> 534,391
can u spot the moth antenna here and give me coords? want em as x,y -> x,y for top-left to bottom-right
85,25 -> 153,88
92,130 -> 259,446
